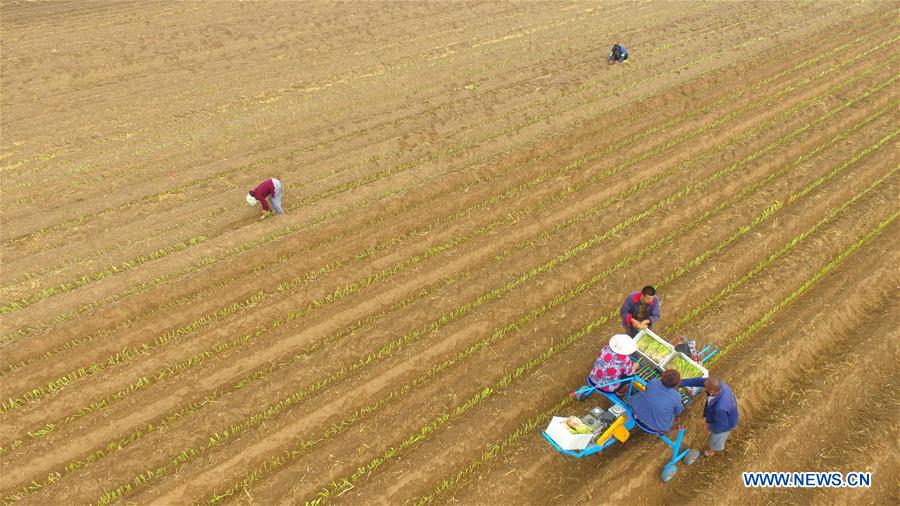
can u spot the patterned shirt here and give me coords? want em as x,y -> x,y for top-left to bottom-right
589,345 -> 634,392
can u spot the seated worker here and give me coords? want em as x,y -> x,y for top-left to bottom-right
608,43 -> 629,64
587,334 -> 640,394
629,369 -> 683,434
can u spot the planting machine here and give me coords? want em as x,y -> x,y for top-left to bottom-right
541,329 -> 718,482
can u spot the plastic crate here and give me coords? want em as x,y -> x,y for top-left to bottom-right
544,416 -> 593,451
661,351 -> 709,396
631,328 -> 675,367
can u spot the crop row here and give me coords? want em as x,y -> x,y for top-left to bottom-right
709,209 -> 899,367
0,3 -> 659,235
7,27 -> 888,380
0,16 -> 888,498
3,10 -> 884,344
407,165 -> 900,506
1,1 -> 598,181
1,68 -> 892,490
667,139 -> 899,334
7,0 -> 767,199
1,71 -> 892,506
7,20 -> 879,359
0,236 -> 210,315
4,204 -> 228,287
4,2 -> 862,254
76,87 -> 897,506
4,57 -> 884,427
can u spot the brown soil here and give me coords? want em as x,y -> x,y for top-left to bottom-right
1,2 -> 897,505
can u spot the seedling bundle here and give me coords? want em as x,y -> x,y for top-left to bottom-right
662,352 -> 709,395
632,330 -> 709,395
632,329 -> 675,366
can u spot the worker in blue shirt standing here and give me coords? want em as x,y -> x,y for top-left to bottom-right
609,43 -> 629,64
629,369 -> 683,434
681,376 -> 739,457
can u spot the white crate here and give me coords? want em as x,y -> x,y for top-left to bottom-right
661,351 -> 709,395
544,416 -> 593,451
631,328 -> 675,367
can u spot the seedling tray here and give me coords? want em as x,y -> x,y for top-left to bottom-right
632,329 -> 675,367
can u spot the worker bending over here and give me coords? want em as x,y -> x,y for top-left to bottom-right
609,43 -> 629,64
247,177 -> 286,219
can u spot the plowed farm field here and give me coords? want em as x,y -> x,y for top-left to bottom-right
1,1 -> 898,505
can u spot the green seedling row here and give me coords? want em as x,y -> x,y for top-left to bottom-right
3,206 -> 228,288
4,72 -> 893,492
0,236 -> 208,315
710,211 -> 898,367
413,173 -> 897,505
214,114 -> 897,504
7,98 -> 892,502
1,17 -> 892,504
6,45 -> 890,422
5,1 -> 865,256
7,16 -> 888,353
665,138 -> 899,335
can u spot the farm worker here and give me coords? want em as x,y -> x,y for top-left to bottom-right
587,334 -> 640,394
629,369 -> 683,434
680,376 -> 739,457
620,285 -> 660,337
247,177 -> 285,219
608,43 -> 629,64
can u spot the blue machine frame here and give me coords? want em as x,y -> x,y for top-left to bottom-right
541,344 -> 718,482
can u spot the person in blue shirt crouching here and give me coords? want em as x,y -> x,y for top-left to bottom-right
680,376 -> 739,457
629,369 -> 683,434
609,43 -> 629,64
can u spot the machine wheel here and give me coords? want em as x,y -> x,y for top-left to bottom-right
661,463 -> 678,482
684,449 -> 700,465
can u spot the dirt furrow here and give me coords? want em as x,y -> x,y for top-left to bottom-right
1,3 -> 894,504
326,168 -> 900,502
0,0 -> 864,253
123,112 -> 896,504
5,9 -> 884,352
5,21 -> 892,386
3,57 -> 888,452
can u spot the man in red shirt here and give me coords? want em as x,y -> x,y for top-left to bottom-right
247,177 -> 285,219
620,285 -> 660,337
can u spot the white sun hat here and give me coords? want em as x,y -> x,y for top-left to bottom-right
609,333 -> 637,355
246,193 -> 258,206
